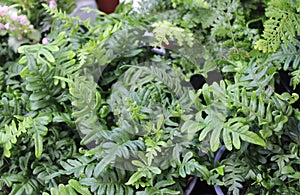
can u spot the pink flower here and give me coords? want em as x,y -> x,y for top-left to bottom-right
29,24 -> 34,29
4,23 -> 9,29
49,0 -> 57,9
19,15 -> 27,26
0,6 -> 9,16
19,15 -> 27,25
17,36 -> 23,41
10,14 -> 18,21
0,23 -> 4,29
9,25 -> 16,30
42,37 -> 49,44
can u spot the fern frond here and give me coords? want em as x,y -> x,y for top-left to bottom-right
291,70 -> 300,89
138,180 -> 180,195
210,0 -> 240,38
0,120 -> 26,157
269,40 -> 300,71
151,21 -> 194,47
121,64 -> 192,107
255,0 -> 300,53
69,76 -> 104,146
198,75 -> 295,150
43,179 -> 92,195
231,88 -> 271,126
178,151 -> 210,179
0,67 -> 4,93
31,161 -> 62,188
21,61 -> 67,111
77,48 -> 89,67
28,115 -> 52,158
0,173 -> 40,195
53,46 -> 79,89
77,40 -> 109,69
60,155 -> 95,178
42,4 -> 87,34
105,27 -> 144,59
172,0 -> 210,9
81,168 -> 134,195
0,87 -> 24,127
18,32 -> 70,112
199,109 -> 265,152
238,59 -> 274,95
222,158 -> 248,195
94,138 -> 144,177
198,81 -> 267,151
0,115 -> 52,158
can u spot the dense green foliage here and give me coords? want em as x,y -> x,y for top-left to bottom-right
0,0 -> 300,194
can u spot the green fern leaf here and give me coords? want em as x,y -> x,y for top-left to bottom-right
178,151 -> 210,179
222,158 -> 248,195
94,139 -> 144,177
238,59 -> 274,95
198,82 -> 266,152
1,174 -> 39,195
255,0 -> 300,53
45,180 -> 91,195
137,180 -> 180,195
269,40 -> 300,71
28,115 -> 52,158
0,117 -> 31,157
81,168 -> 134,195
151,21 -> 194,47
69,76 -> 105,145
291,70 -> 300,89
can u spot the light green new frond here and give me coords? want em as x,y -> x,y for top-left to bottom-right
0,114 -> 51,158
171,0 -> 210,9
43,179 -> 92,195
78,41 -> 109,68
255,0 -> 300,53
0,120 -> 27,158
77,48 -> 89,67
152,21 -> 194,47
291,70 -> 300,89
138,180 -> 180,195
